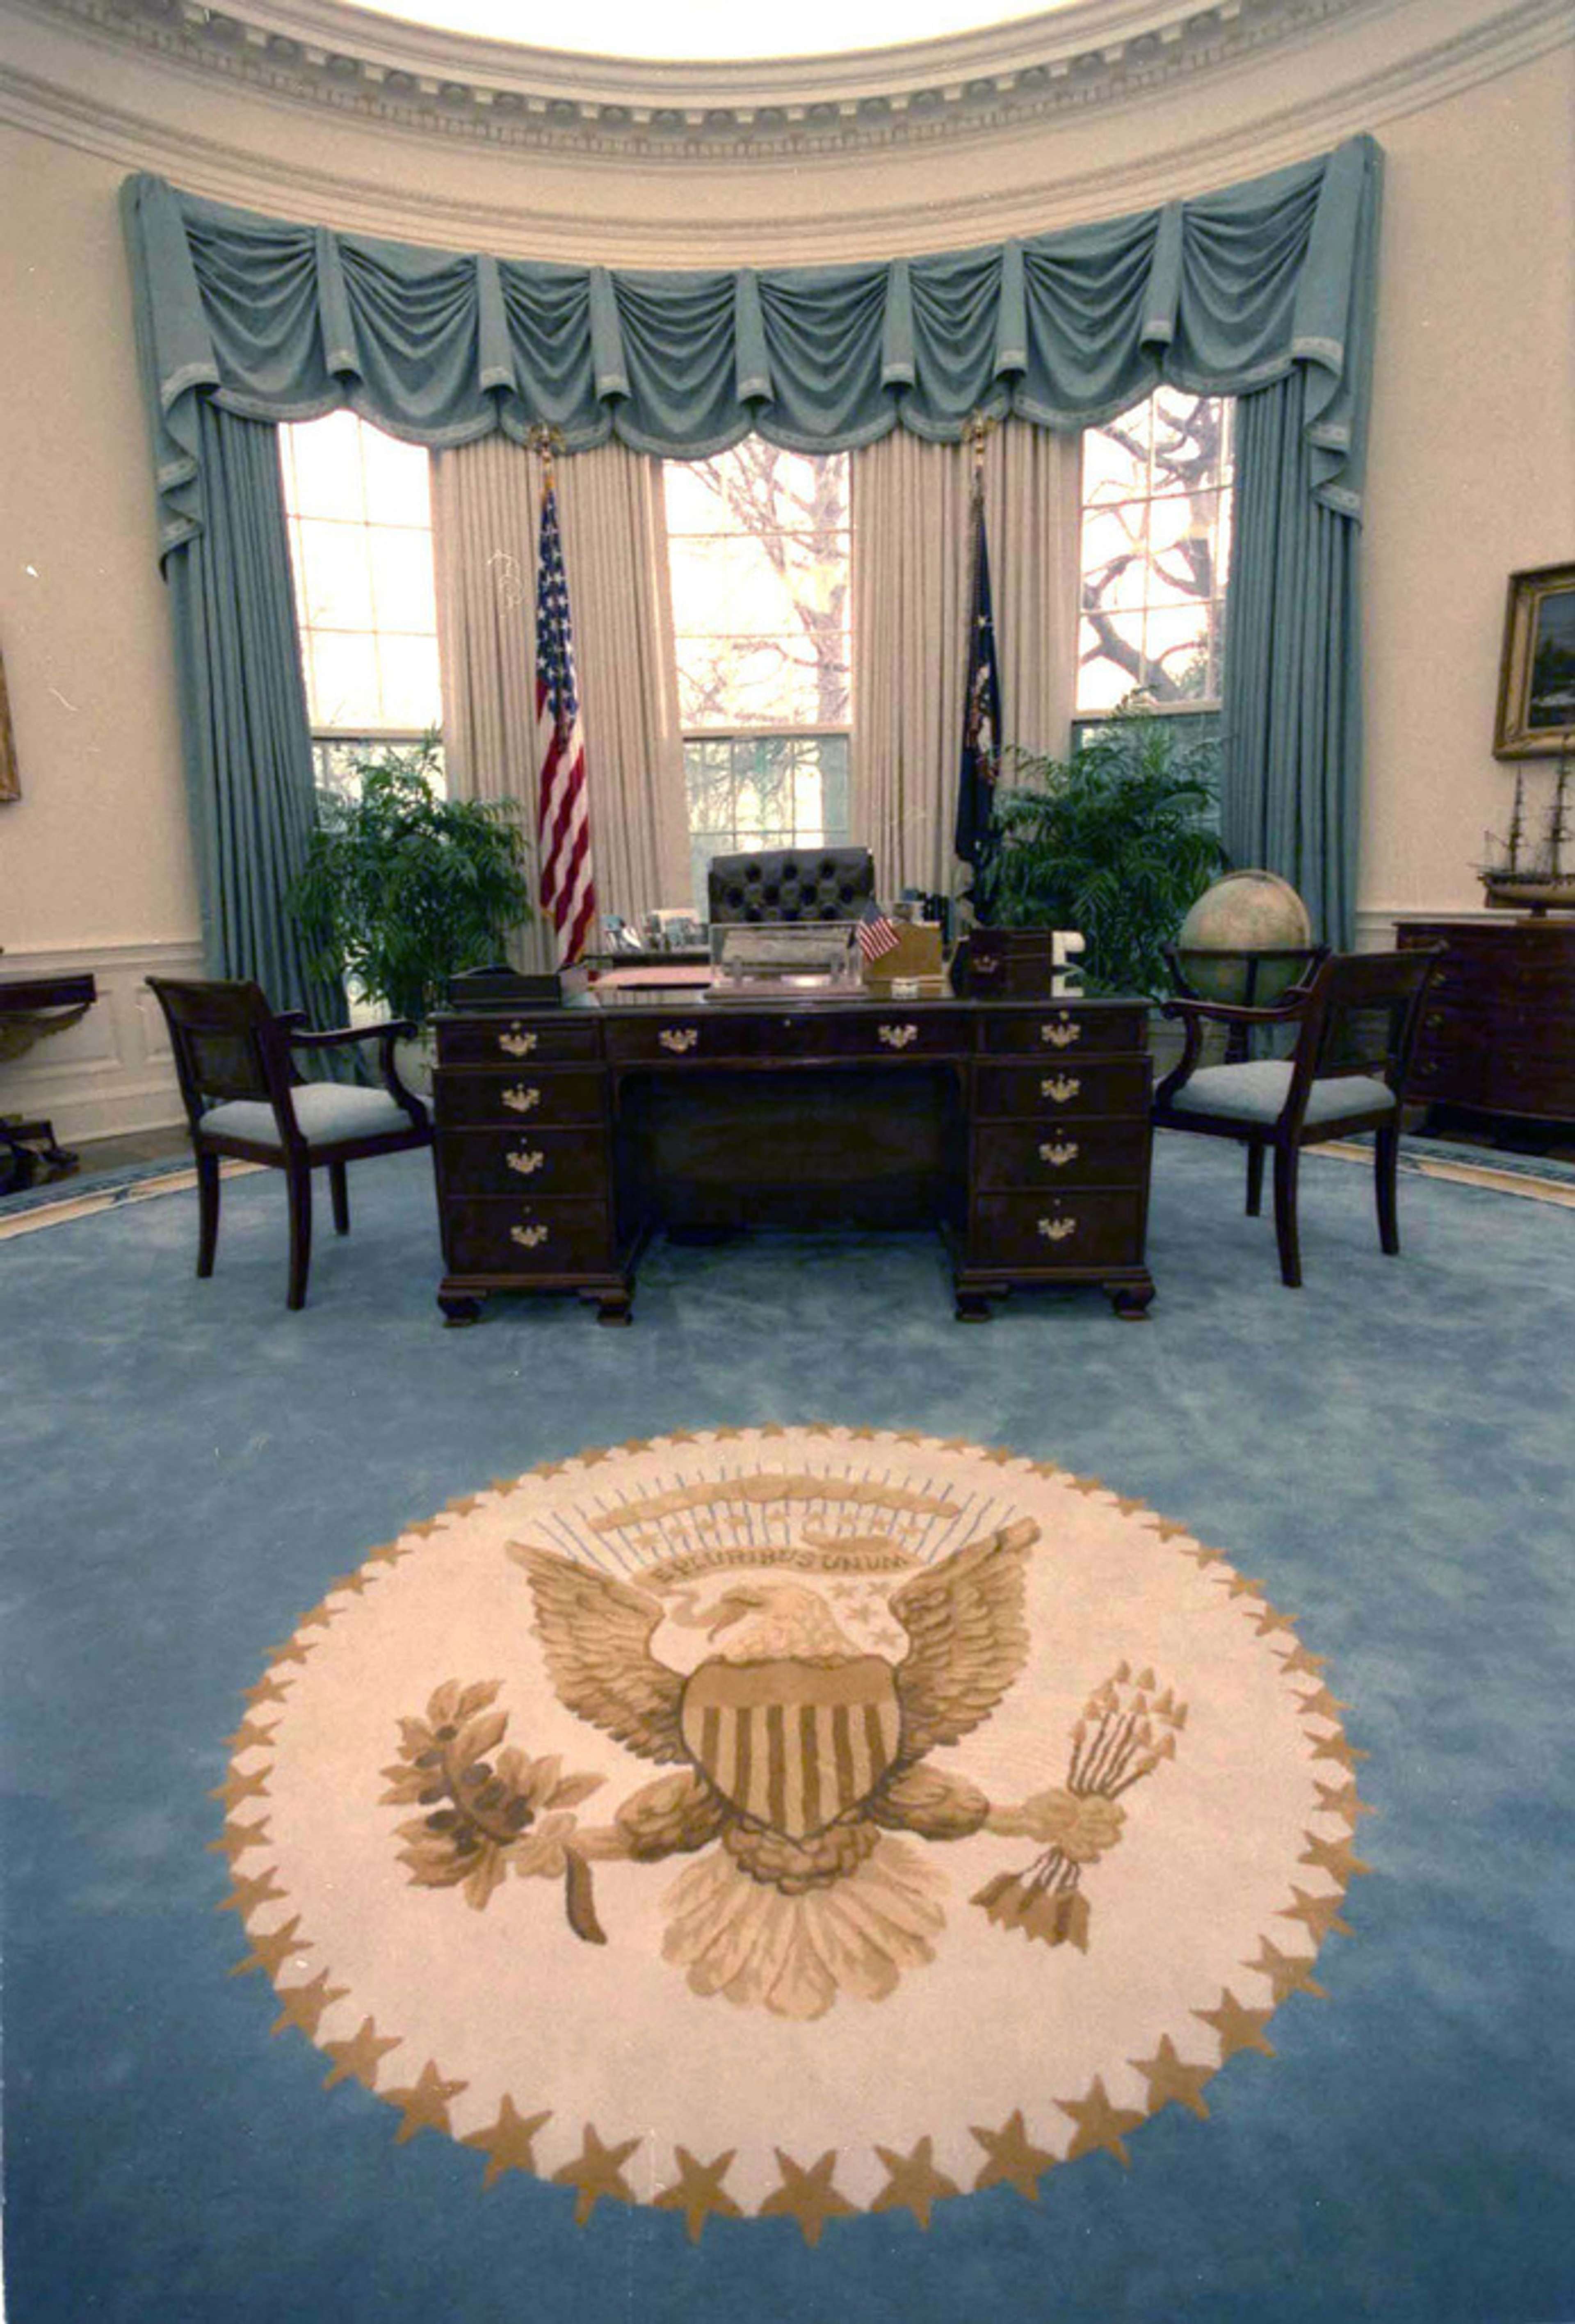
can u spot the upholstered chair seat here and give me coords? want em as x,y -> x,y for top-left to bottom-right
1163,1062 -> 1397,1129
201,1083 -> 420,1149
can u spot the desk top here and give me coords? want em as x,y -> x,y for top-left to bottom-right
0,970 -> 97,1014
439,980 -> 1118,1018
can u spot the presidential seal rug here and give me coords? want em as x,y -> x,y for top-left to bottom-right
215,1426 -> 1365,2241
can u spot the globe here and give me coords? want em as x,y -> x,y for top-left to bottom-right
1175,870 -> 1315,1004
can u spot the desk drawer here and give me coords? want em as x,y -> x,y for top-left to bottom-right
437,1016 -> 601,1066
974,1122 -> 1150,1189
438,1126 -> 607,1198
435,1068 -> 605,1128
443,1196 -> 612,1276
969,1190 -> 1145,1269
979,1008 -> 1147,1059
603,1010 -> 970,1066
974,1060 -> 1150,1120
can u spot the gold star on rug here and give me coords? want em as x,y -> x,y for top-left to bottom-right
1059,2075 -> 1145,2165
759,2149 -> 854,2245
1195,1989 -> 1276,2060
664,1431 -> 698,1446
294,1599 -> 337,1633
228,1914 -> 308,1981
1278,1643 -> 1327,1678
218,1865 -> 285,1916
270,1968 -> 347,2039
1244,1937 -> 1328,2005
577,1447 -> 613,1467
1221,1572 -> 1267,1599
210,1766 -> 271,1813
223,1719 -> 279,1753
265,1637 -> 316,1669
243,1674 -> 293,1708
1300,1832 -> 1372,1882
384,2059 -> 467,2145
1131,2035 -> 1214,2120
871,2136 -> 959,2228
1278,1884 -> 1352,1942
1310,1732 -> 1368,1772
1296,1684 -> 1350,1721
654,2147 -> 742,2242
553,2123 -> 641,2224
970,2110 -> 1057,2201
1312,1777 -> 1374,1822
208,1815 -> 272,1863
462,2096 -> 553,2190
325,1568 -> 372,1597
1066,1475 -> 1105,1496
1248,1600 -> 1294,1637
322,2016 -> 402,2091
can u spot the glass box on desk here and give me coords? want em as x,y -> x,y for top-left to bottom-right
708,920 -> 861,1001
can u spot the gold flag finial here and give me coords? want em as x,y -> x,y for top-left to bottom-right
526,421 -> 566,486
964,407 -> 998,478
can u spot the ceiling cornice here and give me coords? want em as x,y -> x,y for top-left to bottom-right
0,0 -> 1408,161
0,0 -> 1568,246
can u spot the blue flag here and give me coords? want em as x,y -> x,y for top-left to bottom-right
955,483 -> 1002,867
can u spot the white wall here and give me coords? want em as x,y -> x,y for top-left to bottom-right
0,2 -> 1570,1133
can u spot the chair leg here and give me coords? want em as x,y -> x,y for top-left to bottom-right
1273,1143 -> 1303,1288
329,1159 -> 350,1237
196,1151 -> 220,1278
1375,1121 -> 1402,1255
286,1157 -> 313,1310
1245,1142 -> 1265,1217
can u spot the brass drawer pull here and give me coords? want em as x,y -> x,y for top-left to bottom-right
878,1023 -> 919,1050
506,1146 -> 546,1177
1040,1074 -> 1082,1103
498,1025 -> 539,1057
510,1221 -> 550,1249
1037,1212 -> 1078,1242
1039,1139 -> 1079,1167
972,954 -> 999,976
658,1027 -> 699,1054
502,1084 -> 541,1114
1041,1014 -> 1082,1048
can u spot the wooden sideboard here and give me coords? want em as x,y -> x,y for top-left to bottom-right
431,991 -> 1154,1326
1397,918 -> 1575,1125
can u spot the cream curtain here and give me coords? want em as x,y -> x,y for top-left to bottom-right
852,420 -> 1082,899
431,434 -> 690,968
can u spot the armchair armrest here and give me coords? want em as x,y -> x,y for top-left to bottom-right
1158,988 -> 1316,1030
285,1018 -> 426,1123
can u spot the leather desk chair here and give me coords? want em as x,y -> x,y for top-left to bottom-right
707,847 -> 875,925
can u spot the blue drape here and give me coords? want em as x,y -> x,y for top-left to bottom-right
121,137 -> 1381,963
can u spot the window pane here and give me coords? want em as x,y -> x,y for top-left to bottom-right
358,427 -> 434,526
376,635 -> 442,730
369,527 -> 440,634
293,519 -> 376,631
284,411 -> 366,521
308,631 -> 381,729
683,734 -> 852,915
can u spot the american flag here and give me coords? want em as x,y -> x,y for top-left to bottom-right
534,470 -> 596,967
954,476 -> 1002,868
858,900 -> 901,964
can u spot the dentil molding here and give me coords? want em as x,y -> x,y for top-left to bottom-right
3,0 -> 1565,167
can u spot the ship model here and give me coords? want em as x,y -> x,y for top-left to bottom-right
1479,756 -> 1575,913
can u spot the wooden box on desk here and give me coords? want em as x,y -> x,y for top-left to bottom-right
862,922 -> 943,992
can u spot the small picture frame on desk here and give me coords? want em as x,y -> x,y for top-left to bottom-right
1494,562 -> 1575,758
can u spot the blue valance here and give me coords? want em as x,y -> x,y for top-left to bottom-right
121,137 -> 1379,562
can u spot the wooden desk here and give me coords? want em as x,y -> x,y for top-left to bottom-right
431,990 -> 1154,1326
0,970 -> 97,1193
1397,918 -> 1575,1128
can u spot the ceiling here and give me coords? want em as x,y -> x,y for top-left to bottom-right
351,0 -> 1071,61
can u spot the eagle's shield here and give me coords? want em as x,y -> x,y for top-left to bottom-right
681,1656 -> 901,1838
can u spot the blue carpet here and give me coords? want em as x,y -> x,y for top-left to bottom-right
2,1134 -> 1572,2324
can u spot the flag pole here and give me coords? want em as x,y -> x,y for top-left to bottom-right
527,422 -> 597,969
954,407 -> 1003,908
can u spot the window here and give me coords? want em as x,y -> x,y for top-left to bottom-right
279,411 -> 444,793
1077,390 -> 1233,719
663,445 -> 851,912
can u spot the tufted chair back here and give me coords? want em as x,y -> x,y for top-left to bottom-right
706,847 -> 875,925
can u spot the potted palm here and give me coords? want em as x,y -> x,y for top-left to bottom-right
968,715 -> 1230,999
289,737 -> 534,1084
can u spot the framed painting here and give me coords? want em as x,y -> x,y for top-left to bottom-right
1495,562 -> 1575,759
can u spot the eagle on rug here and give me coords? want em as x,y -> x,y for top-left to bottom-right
511,1521 -> 1053,2019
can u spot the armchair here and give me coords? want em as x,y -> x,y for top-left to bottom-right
1151,948 -> 1444,1287
147,977 -> 431,1310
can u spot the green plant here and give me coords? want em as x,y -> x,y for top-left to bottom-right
973,716 -> 1230,996
289,737 -> 534,1026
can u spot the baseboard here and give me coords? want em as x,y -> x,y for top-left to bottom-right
1,939 -> 203,1143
